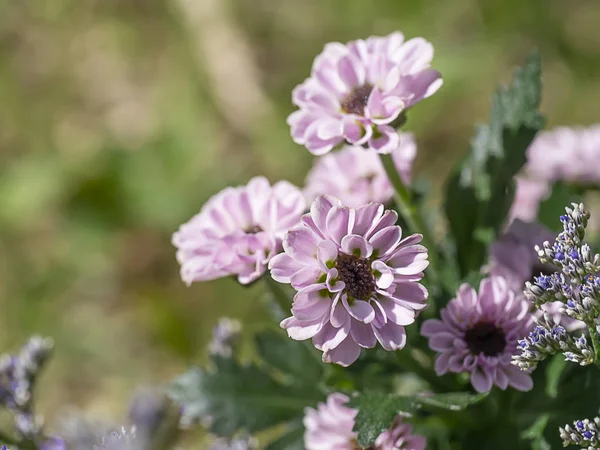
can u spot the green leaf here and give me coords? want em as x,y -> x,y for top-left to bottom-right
265,421 -> 305,450
544,356 -> 567,399
522,415 -> 551,450
349,391 -> 487,448
168,330 -> 324,441
255,329 -> 322,386
444,52 -> 544,277
414,392 -> 489,411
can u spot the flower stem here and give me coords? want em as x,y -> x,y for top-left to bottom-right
379,153 -> 440,284
588,326 -> 600,368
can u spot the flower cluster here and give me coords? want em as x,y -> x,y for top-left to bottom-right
525,204 -> 600,322
207,317 -> 242,358
0,336 -> 54,442
421,277 -> 534,393
94,427 -> 138,450
209,436 -> 258,450
514,204 -> 600,372
269,195 -> 429,366
288,32 -> 442,155
489,219 -> 584,330
304,393 -> 425,450
127,388 -> 181,448
173,177 -> 305,285
560,417 -> 600,449
511,314 -> 593,370
303,136 -> 416,208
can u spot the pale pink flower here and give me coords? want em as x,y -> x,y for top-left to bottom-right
509,176 -> 550,223
373,416 -> 426,450
489,220 -> 585,331
526,125 -> 600,184
303,136 -> 416,208
511,125 -> 600,223
268,195 -> 429,366
173,177 -> 305,285
304,393 -> 426,450
288,32 -> 442,155
421,277 -> 534,393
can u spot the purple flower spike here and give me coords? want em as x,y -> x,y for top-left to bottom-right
269,195 -> 429,367
304,393 -> 426,450
173,177 -> 305,285
422,277 -> 534,393
303,137 -> 416,208
288,32 -> 442,155
488,219 -> 585,331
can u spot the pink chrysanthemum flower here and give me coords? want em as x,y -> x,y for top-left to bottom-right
304,393 -> 426,450
421,277 -> 534,393
489,220 -> 555,291
288,32 -> 442,155
268,195 -> 429,366
526,125 -> 600,184
303,136 -> 416,208
511,125 -> 600,223
173,177 -> 305,285
489,220 -> 585,331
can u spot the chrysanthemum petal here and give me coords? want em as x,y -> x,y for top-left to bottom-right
369,226 -> 402,257
313,320 -> 350,351
471,369 -> 493,393
281,316 -> 324,340
369,125 -> 400,154
322,336 -> 361,367
340,234 -> 372,258
350,321 -> 377,348
506,366 -> 534,392
373,321 -> 407,351
342,298 -> 375,323
352,203 -> 385,236
326,206 -> 355,245
376,297 -> 415,326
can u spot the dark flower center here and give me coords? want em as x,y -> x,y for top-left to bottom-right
244,225 -> 263,234
336,252 -> 375,300
341,84 -> 373,116
465,322 -> 506,356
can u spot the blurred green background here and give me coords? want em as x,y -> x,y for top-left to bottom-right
1,0 -> 599,436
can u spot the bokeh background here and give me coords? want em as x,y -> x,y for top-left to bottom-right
1,0 -> 599,442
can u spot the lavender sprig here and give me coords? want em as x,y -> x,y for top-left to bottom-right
519,203 -> 600,366
560,417 -> 600,449
209,435 -> 258,450
512,314 -> 594,370
207,318 -> 242,358
94,427 -> 138,450
0,336 -> 54,445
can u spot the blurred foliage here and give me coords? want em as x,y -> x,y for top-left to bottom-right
1,0 -> 600,444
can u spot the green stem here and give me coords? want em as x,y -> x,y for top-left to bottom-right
588,326 -> 600,367
0,430 -> 19,447
379,154 -> 440,284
